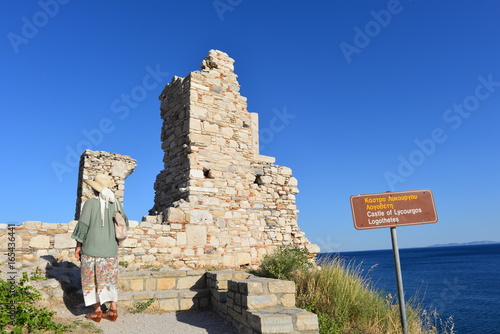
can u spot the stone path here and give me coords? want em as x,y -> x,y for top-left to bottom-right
51,298 -> 237,334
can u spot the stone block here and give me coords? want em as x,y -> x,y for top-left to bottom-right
212,290 -> 227,303
189,133 -> 211,146
280,293 -> 296,307
268,279 -> 295,294
235,252 -> 251,266
190,105 -> 208,117
122,238 -> 138,248
152,270 -> 187,278
189,169 -> 205,178
228,280 -> 239,292
177,275 -> 205,289
29,235 -> 50,248
155,236 -> 176,248
180,298 -> 195,310
190,118 -> 202,131
222,255 -> 235,267
145,278 -> 156,291
129,220 -> 139,228
120,272 -> 151,279
247,311 -> 294,333
158,299 -> 179,312
306,243 -> 321,254
133,293 -> 155,300
186,225 -> 207,246
140,220 -> 152,228
129,279 -> 144,292
41,222 -> 59,230
189,210 -> 213,224
157,278 -> 176,290
187,269 -> 207,276
295,311 -> 319,331
0,233 -> 22,249
170,223 -> 183,230
244,280 -> 264,295
53,234 -> 75,249
23,221 -> 42,229
279,166 -> 293,176
202,121 -> 219,133
244,295 -> 278,309
221,127 -> 233,138
287,176 -> 298,187
176,232 -> 187,245
165,207 -> 185,223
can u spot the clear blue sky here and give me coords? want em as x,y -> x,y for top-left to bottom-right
2,1 -> 499,251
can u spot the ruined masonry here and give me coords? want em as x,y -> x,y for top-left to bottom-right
75,150 -> 137,220
138,50 -> 319,267
11,50 -> 320,268
0,49 -> 321,333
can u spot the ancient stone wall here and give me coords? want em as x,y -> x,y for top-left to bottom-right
2,51 -> 319,270
146,50 -> 319,268
75,149 -> 136,220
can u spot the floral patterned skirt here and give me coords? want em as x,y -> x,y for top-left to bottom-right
80,255 -> 118,306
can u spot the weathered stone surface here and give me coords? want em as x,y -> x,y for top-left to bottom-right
190,210 -> 213,225
122,238 -> 138,248
305,244 -> 321,254
186,225 -> 207,246
165,207 -> 185,223
23,221 -> 42,229
0,233 -> 22,249
157,277 -> 176,290
268,279 -> 295,294
155,236 -> 176,248
295,311 -> 319,331
2,50 -> 319,271
29,235 -> 50,248
144,50 -> 319,267
53,234 -> 75,249
177,275 -> 205,289
248,311 -> 294,332
244,295 -> 278,309
75,150 -> 136,220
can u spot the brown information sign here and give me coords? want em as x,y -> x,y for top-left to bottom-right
350,189 -> 438,230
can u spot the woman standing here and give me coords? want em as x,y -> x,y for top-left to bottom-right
72,174 -> 129,322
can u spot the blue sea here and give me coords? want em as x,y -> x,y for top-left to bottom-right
318,243 -> 500,334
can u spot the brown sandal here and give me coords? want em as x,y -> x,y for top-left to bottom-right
85,310 -> 102,323
102,309 -> 118,321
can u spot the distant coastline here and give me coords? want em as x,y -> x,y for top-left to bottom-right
427,240 -> 500,247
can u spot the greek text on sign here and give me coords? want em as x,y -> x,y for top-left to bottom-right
350,189 -> 438,230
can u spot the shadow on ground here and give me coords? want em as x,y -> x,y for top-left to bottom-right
41,255 -> 93,316
175,310 -> 237,334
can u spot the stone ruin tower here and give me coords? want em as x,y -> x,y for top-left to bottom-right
75,150 -> 136,220
144,50 -> 319,268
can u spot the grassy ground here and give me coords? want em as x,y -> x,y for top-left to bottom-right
251,247 -> 455,334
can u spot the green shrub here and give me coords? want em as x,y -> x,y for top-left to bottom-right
249,246 -> 313,280
0,269 -> 73,334
118,261 -> 129,268
130,298 -> 156,313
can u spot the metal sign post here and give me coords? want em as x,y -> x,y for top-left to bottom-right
391,227 -> 408,334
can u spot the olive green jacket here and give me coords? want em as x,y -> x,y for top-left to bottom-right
71,197 -> 129,258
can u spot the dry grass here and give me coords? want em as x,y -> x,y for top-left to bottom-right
293,255 -> 454,334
